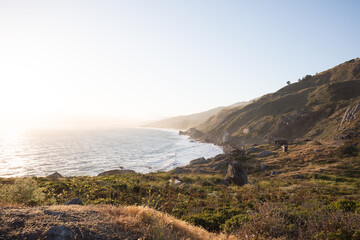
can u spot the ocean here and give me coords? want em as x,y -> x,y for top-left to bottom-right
0,127 -> 223,177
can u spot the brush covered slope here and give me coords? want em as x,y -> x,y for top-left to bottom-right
145,102 -> 248,130
189,58 -> 360,146
1,139 -> 360,239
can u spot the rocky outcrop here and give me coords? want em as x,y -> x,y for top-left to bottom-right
44,225 -> 74,240
257,151 -> 272,158
224,160 -> 249,186
186,128 -> 204,139
64,198 -> 83,206
47,172 -> 63,178
341,102 -> 360,126
189,157 -> 208,165
97,169 -> 135,176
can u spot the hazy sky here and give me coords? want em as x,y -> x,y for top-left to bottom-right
0,1 -> 359,128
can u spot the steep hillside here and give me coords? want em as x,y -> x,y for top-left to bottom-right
190,58 -> 360,146
145,102 -> 248,130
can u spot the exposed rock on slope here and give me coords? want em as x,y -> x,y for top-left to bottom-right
187,58 -> 360,146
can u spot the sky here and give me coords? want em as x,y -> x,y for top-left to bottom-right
0,0 -> 359,128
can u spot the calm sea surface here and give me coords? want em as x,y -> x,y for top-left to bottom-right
0,127 -> 223,177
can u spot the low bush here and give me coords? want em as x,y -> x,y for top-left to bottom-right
337,143 -> 359,157
0,178 -> 45,206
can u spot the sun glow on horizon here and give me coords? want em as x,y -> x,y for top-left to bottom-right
0,1 -> 359,129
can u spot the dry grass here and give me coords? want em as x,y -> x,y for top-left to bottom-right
60,204 -> 234,240
233,202 -> 360,240
1,204 -> 236,240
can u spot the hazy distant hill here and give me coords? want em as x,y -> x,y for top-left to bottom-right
145,102 -> 248,130
186,58 -> 360,146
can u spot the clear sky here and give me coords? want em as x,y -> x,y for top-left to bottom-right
0,0 -> 359,128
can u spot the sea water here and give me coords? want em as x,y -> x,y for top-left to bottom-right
0,127 -> 222,177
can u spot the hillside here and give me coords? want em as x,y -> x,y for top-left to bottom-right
1,140 -> 360,239
188,58 -> 360,146
145,102 -> 248,130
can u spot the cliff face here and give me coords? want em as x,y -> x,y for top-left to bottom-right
189,58 -> 360,146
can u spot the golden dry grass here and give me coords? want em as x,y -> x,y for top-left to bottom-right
51,204 -> 235,240
1,204 -> 236,240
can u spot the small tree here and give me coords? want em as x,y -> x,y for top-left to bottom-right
286,81 -> 291,85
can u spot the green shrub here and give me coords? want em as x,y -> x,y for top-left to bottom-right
184,207 -> 244,232
0,178 -> 45,205
222,214 -> 249,233
332,199 -> 358,212
337,143 -> 359,158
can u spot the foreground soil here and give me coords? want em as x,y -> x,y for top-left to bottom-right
0,204 -> 231,240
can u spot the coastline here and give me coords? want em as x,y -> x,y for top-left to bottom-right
0,127 -> 223,178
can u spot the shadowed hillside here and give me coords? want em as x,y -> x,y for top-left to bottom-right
188,58 -> 360,146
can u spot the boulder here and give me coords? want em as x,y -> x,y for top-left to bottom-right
169,176 -> 181,185
97,169 -> 135,176
247,147 -> 258,154
44,210 -> 65,217
194,167 -> 203,173
260,163 -> 268,170
64,198 -> 83,206
189,157 -> 208,165
173,167 -> 191,174
212,161 -> 228,171
294,174 -> 304,179
43,225 -> 74,240
224,160 -> 249,186
271,171 -> 283,175
257,151 -> 272,158
179,130 -> 186,135
8,219 -> 24,228
47,172 -> 63,178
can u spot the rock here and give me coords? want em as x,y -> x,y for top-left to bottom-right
271,171 -> 283,175
194,167 -> 203,173
260,164 -> 268,170
187,128 -> 204,139
172,167 -> 189,174
43,225 -> 74,240
26,233 -> 42,240
212,161 -> 228,171
97,169 -> 135,176
257,151 -> 272,157
224,160 -> 249,186
44,210 -> 65,216
169,176 -> 181,185
282,145 -> 288,152
8,219 -> 25,228
189,157 -> 208,165
47,172 -> 63,178
64,198 -> 83,206
247,147 -> 258,154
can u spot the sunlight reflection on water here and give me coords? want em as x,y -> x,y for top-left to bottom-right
0,128 -> 222,177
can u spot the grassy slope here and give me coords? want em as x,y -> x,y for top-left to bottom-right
194,58 -> 360,146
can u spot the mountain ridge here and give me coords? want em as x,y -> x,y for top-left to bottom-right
144,101 -> 249,130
